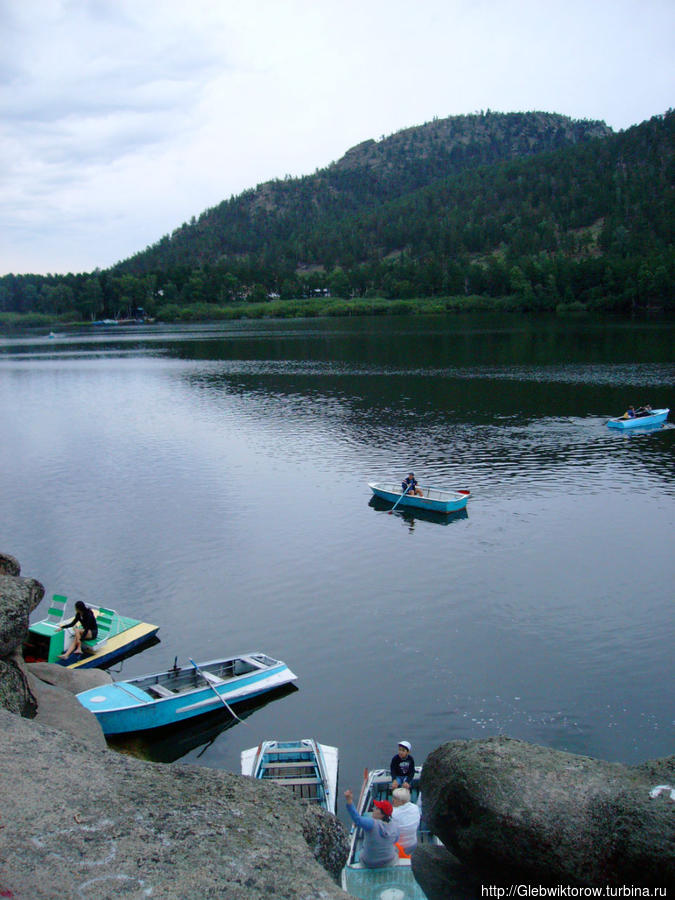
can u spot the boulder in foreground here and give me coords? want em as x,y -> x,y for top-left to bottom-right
419,736 -> 675,889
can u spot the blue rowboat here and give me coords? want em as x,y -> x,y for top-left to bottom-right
607,408 -> 669,429
241,739 -> 339,814
23,594 -> 159,669
77,653 -> 298,735
369,482 -> 470,514
341,765 -> 441,900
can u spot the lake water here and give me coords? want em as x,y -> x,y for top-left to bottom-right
1,314 -> 673,823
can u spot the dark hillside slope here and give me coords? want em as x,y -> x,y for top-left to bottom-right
311,110 -> 673,265
2,111 -> 672,319
117,111 -> 611,274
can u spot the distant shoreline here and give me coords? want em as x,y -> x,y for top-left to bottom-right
1,294 -> 670,333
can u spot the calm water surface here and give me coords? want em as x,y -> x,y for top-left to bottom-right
1,315 -> 673,821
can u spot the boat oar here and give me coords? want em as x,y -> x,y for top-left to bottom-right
188,657 -> 246,725
388,486 -> 411,515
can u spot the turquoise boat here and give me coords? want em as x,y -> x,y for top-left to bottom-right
23,594 -> 159,669
369,481 -> 470,514
77,653 -> 297,734
341,766 -> 440,900
240,739 -> 339,814
607,408 -> 669,429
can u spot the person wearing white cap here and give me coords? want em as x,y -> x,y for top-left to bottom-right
390,740 -> 415,790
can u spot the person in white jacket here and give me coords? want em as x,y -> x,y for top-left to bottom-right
391,787 -> 421,853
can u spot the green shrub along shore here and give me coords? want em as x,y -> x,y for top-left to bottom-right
0,293 -> 656,331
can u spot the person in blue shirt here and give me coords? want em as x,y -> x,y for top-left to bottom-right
344,789 -> 400,867
401,473 -> 423,497
390,741 -> 416,790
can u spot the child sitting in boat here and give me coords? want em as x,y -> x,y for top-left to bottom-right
390,740 -> 416,790
401,473 -> 423,497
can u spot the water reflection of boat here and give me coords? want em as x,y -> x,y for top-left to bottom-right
108,684 -> 299,763
368,495 -> 469,526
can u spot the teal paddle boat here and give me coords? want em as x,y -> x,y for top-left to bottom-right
341,765 -> 441,900
77,653 -> 297,734
241,739 -> 339,814
23,594 -> 159,669
369,482 -> 470,514
607,408 -> 669,429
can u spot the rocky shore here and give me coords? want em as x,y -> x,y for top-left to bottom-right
413,738 -> 675,897
2,552 -> 674,898
0,553 -> 349,899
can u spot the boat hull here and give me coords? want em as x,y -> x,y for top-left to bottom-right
77,653 -> 297,734
369,482 -> 469,513
241,739 -> 339,814
607,408 -> 669,429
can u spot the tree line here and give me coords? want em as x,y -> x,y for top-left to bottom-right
1,111 -> 673,323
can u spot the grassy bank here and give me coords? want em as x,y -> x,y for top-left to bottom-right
0,293 -> 612,332
153,294 -> 527,322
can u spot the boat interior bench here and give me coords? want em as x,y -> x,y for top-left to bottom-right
146,684 -> 174,698
263,763 -> 316,777
285,778 -> 322,801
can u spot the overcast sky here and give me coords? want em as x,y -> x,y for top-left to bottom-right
2,0 -> 673,276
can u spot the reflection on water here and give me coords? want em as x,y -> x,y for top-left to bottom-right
108,685 -> 299,764
368,495 -> 469,529
2,315 -> 674,811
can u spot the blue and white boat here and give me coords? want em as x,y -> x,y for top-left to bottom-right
341,765 -> 441,900
607,408 -> 669,429
241,739 -> 339,814
77,653 -> 297,735
369,482 -> 470,514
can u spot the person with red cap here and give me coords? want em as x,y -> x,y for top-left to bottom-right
344,789 -> 400,867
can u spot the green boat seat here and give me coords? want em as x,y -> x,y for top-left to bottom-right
45,594 -> 68,626
82,607 -> 116,652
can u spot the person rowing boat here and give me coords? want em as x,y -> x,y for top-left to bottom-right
401,473 -> 423,497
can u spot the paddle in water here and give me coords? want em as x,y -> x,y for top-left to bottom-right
389,486 -> 411,514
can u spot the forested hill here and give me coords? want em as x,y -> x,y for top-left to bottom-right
118,111 -> 612,274
2,110 -> 673,321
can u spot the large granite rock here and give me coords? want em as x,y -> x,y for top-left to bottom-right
420,736 -> 675,889
0,554 -> 350,898
0,572 -> 44,656
26,660 -> 113,693
0,552 -> 21,576
411,843 -> 483,900
0,710 -> 349,899
24,668 -> 109,747
0,556 -> 46,718
0,652 -> 36,716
